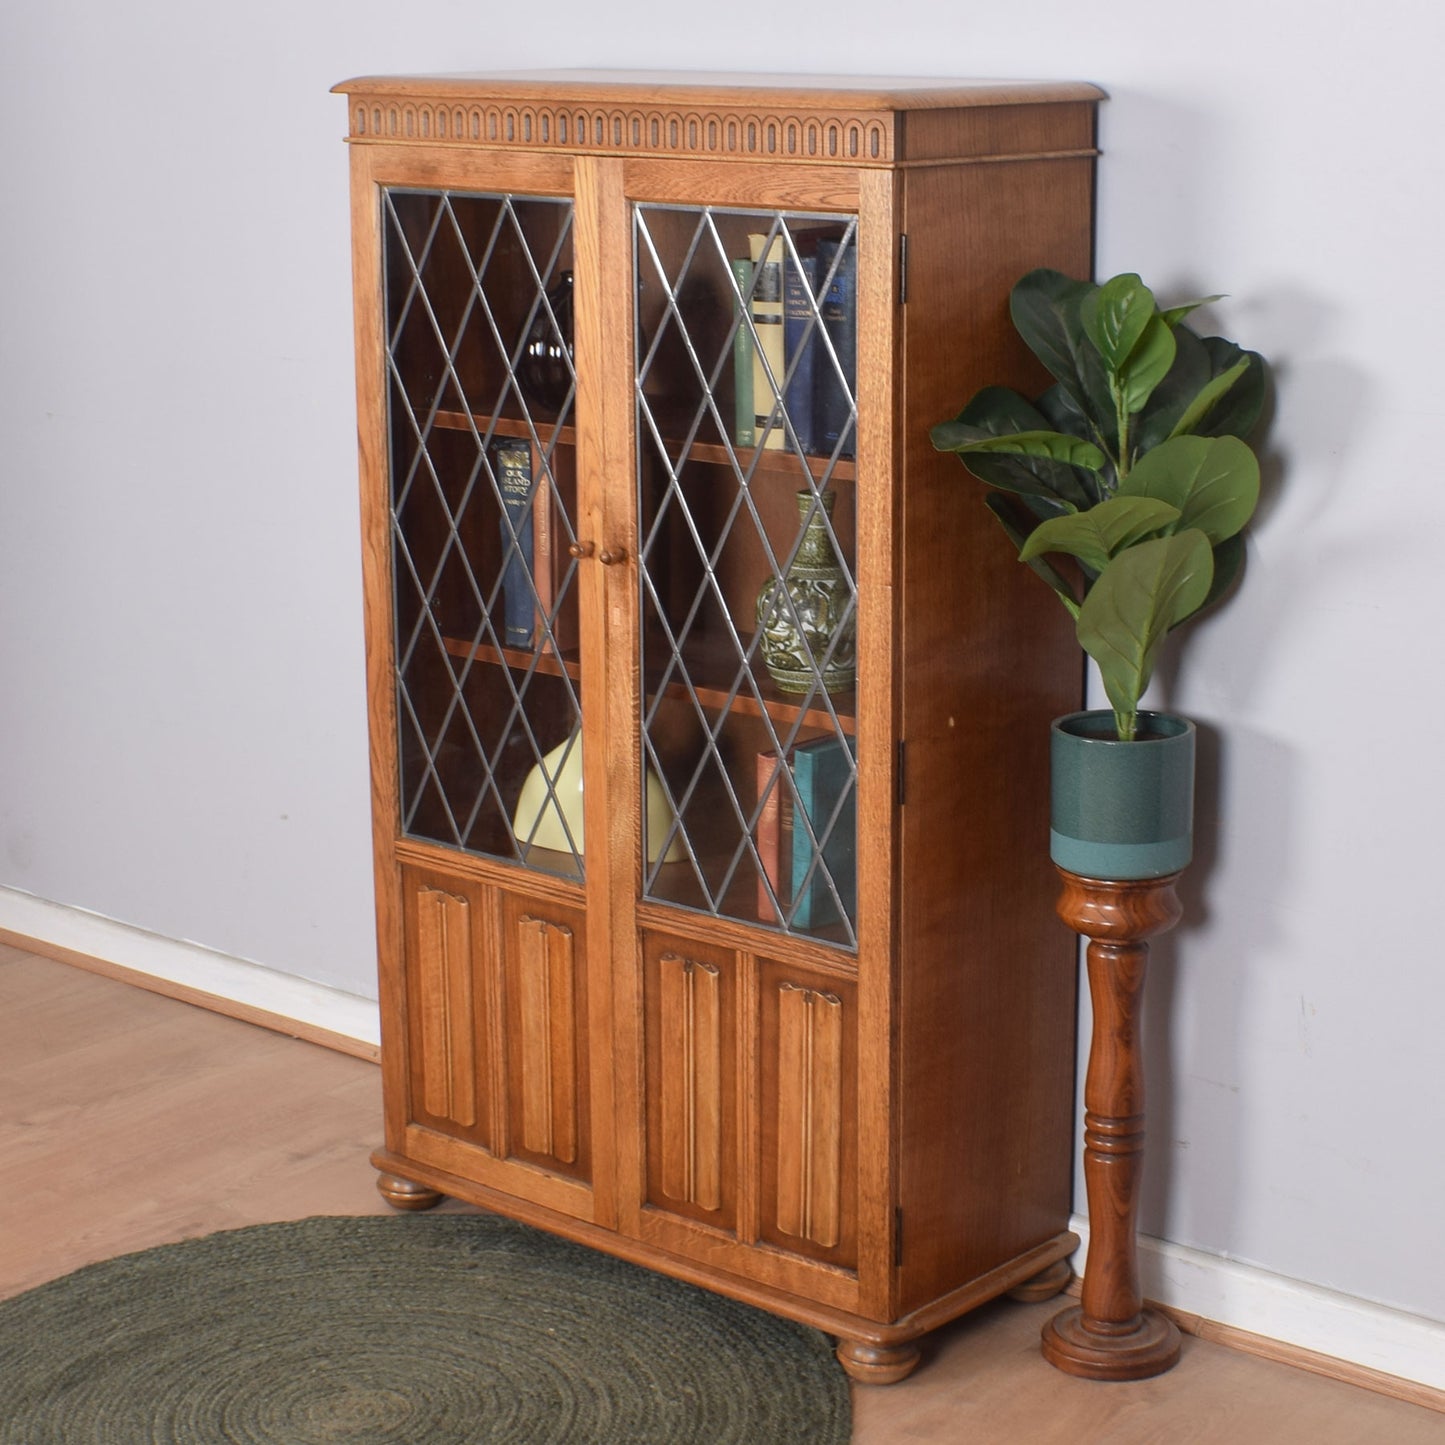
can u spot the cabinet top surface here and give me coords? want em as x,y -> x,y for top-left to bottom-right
332,69 -> 1104,110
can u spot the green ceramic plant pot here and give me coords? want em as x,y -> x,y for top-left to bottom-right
1050,711 -> 1196,881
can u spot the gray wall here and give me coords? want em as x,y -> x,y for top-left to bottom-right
2,0 -> 1441,1326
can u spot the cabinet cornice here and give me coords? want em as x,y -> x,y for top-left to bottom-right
333,72 -> 1103,167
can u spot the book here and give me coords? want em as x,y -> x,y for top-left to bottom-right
755,748 -> 795,922
783,249 -> 819,454
815,237 -> 858,460
730,257 -> 755,449
529,455 -> 579,656
747,233 -> 786,451
493,438 -> 535,650
789,734 -> 857,929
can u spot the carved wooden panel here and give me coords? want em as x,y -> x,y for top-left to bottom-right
514,914 -> 579,1164
402,866 -> 490,1149
641,931 -> 736,1231
657,953 -> 723,1211
415,885 -> 479,1126
774,982 -> 845,1249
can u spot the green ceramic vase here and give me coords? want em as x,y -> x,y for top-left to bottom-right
755,489 -> 856,695
1050,710 -> 1196,880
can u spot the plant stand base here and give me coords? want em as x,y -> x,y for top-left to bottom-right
1041,1304 -> 1181,1380
1044,868 -> 1184,1382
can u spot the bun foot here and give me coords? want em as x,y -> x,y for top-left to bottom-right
1042,1304 -> 1181,1380
835,1338 -> 922,1385
1007,1258 -> 1074,1303
376,1171 -> 445,1211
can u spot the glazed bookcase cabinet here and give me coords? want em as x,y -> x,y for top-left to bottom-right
335,69 -> 1100,1382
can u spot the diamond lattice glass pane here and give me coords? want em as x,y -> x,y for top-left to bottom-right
384,189 -> 585,879
635,206 -> 860,949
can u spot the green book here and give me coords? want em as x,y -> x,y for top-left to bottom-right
731,256 -> 755,448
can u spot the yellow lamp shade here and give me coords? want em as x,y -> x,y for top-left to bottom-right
512,735 -> 683,864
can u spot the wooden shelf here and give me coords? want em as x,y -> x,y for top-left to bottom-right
430,406 -> 854,484
442,629 -> 855,737
440,635 -> 581,681
649,630 -> 857,737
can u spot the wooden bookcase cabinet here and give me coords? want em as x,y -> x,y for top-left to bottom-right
336,70 -> 1100,1382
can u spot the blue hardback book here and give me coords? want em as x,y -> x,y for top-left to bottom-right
494,439 -> 534,650
790,734 -> 857,929
783,250 -> 819,453
815,238 -> 857,459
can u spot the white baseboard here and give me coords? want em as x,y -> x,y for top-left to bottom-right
1069,1213 -> 1445,1396
0,886 -> 380,1052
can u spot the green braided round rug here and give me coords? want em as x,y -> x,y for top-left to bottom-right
0,1214 -> 852,1444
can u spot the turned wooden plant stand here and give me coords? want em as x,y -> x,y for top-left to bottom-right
1042,869 -> 1184,1381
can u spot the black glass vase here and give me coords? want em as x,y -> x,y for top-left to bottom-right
518,270 -> 574,414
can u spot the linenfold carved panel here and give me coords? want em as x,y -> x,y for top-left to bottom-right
346,96 -> 892,164
657,954 -> 723,1211
413,885 -> 479,1130
775,981 -> 845,1249
515,914 -> 579,1164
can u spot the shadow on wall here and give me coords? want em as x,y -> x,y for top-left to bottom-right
1129,721 -> 1299,1255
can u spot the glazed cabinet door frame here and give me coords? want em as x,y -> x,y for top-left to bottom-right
603,156 -> 902,1322
347,140 -> 627,1227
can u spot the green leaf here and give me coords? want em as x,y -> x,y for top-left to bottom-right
1194,532 -> 1246,619
1132,324 -> 1210,453
1116,314 -> 1177,414
984,492 -> 1082,617
1160,295 -> 1225,326
1009,269 -> 1096,391
1167,358 -> 1249,440
931,385 -> 1104,509
940,429 -> 1107,470
1195,338 -> 1267,439
942,384 -> 1053,438
1076,530 -> 1214,730
1020,495 -> 1182,573
1080,273 -> 1157,373
1116,434 -> 1260,544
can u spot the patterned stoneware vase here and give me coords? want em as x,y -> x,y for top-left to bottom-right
756,489 -> 856,695
1050,710 -> 1196,880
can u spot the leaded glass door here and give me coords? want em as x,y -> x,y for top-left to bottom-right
383,188 -> 587,880
634,206 -> 860,950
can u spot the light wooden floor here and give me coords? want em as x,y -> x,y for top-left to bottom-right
2,945 -> 1441,1444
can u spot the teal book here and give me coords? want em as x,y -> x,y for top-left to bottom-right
789,735 -> 857,929
731,256 -> 755,448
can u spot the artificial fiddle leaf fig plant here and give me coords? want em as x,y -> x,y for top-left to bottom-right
930,269 -> 1267,740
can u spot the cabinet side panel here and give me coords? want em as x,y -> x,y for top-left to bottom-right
895,153 -> 1094,1311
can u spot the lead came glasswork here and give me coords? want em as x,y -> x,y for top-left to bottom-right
383,188 -> 586,878
633,206 -> 860,949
